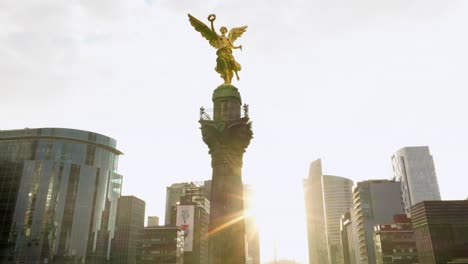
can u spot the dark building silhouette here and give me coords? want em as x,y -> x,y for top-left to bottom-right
137,226 -> 184,264
373,215 -> 418,264
0,128 -> 122,263
112,196 -> 146,264
411,201 -> 468,264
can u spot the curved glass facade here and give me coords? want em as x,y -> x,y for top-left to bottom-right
0,128 -> 122,263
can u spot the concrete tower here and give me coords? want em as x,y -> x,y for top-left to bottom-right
200,84 -> 253,264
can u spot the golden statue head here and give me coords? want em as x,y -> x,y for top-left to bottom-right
220,26 -> 228,35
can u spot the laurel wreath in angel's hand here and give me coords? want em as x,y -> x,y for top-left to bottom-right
188,13 -> 247,50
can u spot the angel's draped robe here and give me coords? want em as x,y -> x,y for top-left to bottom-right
216,47 -> 241,81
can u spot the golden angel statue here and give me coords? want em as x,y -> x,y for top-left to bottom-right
188,14 -> 247,84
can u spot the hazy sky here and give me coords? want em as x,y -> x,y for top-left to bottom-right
2,1 -> 468,263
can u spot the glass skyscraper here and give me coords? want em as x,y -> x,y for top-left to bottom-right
303,159 -> 354,264
303,159 -> 330,264
391,146 -> 441,216
112,196 -> 146,264
0,128 -> 122,263
323,175 -> 354,264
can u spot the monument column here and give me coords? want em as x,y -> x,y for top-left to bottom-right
188,13 -> 252,264
200,84 -> 253,264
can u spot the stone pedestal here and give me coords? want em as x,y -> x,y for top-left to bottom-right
200,84 -> 253,264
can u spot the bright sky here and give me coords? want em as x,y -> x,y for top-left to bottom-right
2,1 -> 468,263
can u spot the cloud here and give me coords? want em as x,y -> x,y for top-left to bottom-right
0,0 -> 153,99
144,0 -> 153,6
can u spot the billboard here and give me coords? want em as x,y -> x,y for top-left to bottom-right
176,205 -> 195,251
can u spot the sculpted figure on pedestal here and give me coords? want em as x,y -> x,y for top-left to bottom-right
188,14 -> 247,84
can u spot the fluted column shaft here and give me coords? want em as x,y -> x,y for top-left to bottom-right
200,84 -> 252,264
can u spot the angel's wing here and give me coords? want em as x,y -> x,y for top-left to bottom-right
188,14 -> 219,48
228,26 -> 248,43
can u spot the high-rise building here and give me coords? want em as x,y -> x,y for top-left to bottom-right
165,182 -> 208,225
350,206 -> 363,264
137,226 -> 184,264
353,180 -> 405,264
373,215 -> 418,264
169,189 -> 210,264
165,183 -> 195,225
304,159 -> 354,264
391,146 -> 441,215
112,196 -> 146,264
303,159 -> 330,264
411,201 -> 468,264
147,216 -> 159,227
323,175 -> 354,264
341,212 -> 359,264
244,185 -> 260,264
0,128 -> 122,263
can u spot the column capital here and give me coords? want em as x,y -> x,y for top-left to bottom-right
200,119 -> 253,167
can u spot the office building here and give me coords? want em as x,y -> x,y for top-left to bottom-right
303,159 -> 330,264
165,183 -> 195,225
137,226 -> 184,264
165,182 -> 209,225
169,190 -> 210,264
147,216 -> 159,227
323,175 -> 354,264
373,215 -> 418,264
304,159 -> 354,264
112,196 -> 146,264
341,212 -> 360,264
353,180 -> 405,264
411,201 -> 468,264
0,128 -> 122,263
391,146 -> 441,215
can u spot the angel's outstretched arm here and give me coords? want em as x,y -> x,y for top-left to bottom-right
208,15 -> 217,35
229,41 -> 242,50
228,26 -> 247,50
210,21 -> 216,34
